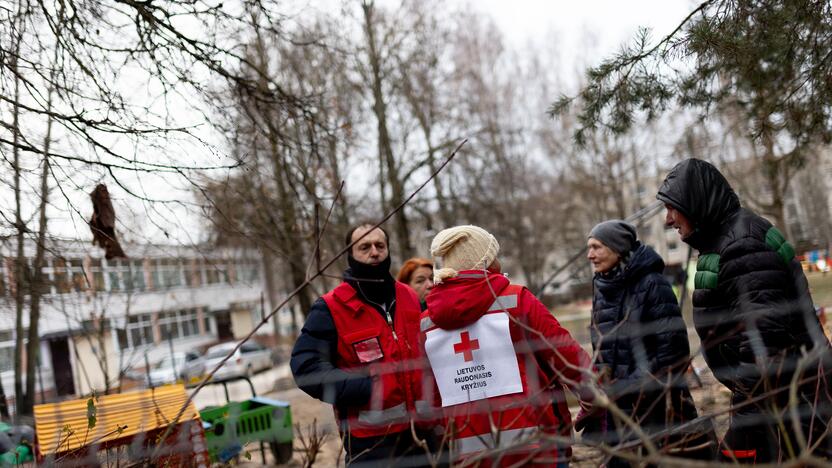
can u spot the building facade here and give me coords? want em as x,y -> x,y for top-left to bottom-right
0,240 -> 297,408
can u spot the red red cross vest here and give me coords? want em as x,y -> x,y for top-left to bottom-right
421,284 -> 568,465
323,280 -> 423,438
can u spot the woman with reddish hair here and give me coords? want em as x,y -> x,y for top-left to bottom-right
397,257 -> 434,308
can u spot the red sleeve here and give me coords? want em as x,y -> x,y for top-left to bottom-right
519,288 -> 591,387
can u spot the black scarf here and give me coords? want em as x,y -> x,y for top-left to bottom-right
345,255 -> 396,318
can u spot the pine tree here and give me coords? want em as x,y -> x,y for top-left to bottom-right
552,0 -> 832,227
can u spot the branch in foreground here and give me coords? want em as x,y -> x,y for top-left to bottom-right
149,137 -> 469,458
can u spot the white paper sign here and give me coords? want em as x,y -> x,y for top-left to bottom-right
424,312 -> 523,407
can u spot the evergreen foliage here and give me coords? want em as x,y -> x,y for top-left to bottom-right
552,0 -> 832,156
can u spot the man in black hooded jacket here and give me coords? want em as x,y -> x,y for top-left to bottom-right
657,158 -> 832,463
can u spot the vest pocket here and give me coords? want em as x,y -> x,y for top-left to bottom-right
344,329 -> 385,363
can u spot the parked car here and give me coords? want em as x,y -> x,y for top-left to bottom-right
204,342 -> 273,380
147,351 -> 206,386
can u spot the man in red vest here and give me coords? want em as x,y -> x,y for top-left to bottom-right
291,222 -> 436,466
421,225 -> 595,467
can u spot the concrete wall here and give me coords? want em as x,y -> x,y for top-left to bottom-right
71,330 -> 120,396
230,308 -> 254,339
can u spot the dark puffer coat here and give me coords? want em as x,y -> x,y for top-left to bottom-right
589,243 -> 715,460
585,244 -> 716,467
657,158 -> 832,460
591,243 -> 690,391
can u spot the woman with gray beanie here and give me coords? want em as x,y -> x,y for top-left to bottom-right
580,220 -> 717,466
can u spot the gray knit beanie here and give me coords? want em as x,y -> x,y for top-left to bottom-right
589,220 -> 637,255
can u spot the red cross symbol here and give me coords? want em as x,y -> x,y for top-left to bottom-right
453,331 -> 480,362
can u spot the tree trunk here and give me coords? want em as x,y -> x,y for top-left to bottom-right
23,14 -> 63,410
399,66 -> 453,227
760,122 -> 788,233
263,124 -> 314,322
10,31 -> 28,417
247,32 -> 315,323
362,1 -> 413,260
261,251 -> 283,338
25,134 -> 51,410
95,318 -> 111,394
763,157 -> 787,233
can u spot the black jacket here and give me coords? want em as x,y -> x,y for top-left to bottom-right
657,159 -> 829,396
290,266 -> 397,411
591,243 -> 690,389
290,297 -> 372,409
591,244 -> 701,422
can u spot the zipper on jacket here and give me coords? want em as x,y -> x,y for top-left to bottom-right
384,300 -> 398,341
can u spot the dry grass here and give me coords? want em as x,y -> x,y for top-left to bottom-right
809,271 -> 832,309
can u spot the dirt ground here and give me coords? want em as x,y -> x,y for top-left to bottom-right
275,386 -> 345,467
228,323 -> 739,467
571,365 -> 732,467
233,365 -> 732,467
232,274 -> 832,466
233,382 -> 344,467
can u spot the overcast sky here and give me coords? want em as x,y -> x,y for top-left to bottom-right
6,0 -> 699,245
471,0 -> 693,78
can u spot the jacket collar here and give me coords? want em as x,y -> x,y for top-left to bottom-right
333,282 -> 367,318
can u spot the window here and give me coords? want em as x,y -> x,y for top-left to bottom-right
10,258 -> 33,294
124,313 -> 154,348
158,309 -> 200,340
241,342 -> 264,354
0,258 -> 6,297
90,258 -> 105,292
187,259 -> 202,287
150,259 -> 163,291
158,258 -> 183,289
126,260 -> 146,292
105,258 -> 122,292
252,304 -> 264,325
236,260 -> 260,284
52,258 -> 69,293
70,259 -> 87,292
26,259 -> 52,296
215,261 -> 229,284
0,330 -> 13,373
204,260 -> 219,284
182,309 -> 199,337
226,262 -> 237,284
180,310 -> 195,337
158,311 -> 179,340
116,328 -> 127,349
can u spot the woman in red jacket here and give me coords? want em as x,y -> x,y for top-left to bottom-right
420,225 -> 595,467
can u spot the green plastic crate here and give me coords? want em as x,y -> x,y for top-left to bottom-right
200,397 -> 293,464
